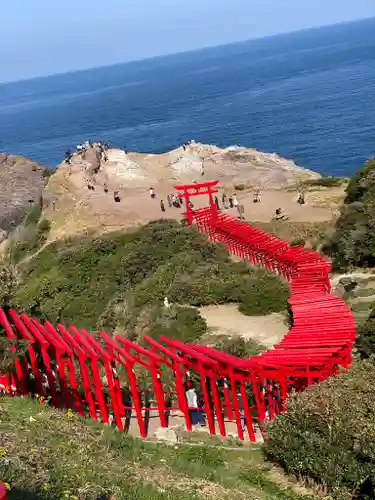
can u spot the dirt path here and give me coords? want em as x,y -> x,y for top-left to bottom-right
199,304 -> 288,347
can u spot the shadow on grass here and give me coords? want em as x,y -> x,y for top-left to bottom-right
7,488 -> 46,500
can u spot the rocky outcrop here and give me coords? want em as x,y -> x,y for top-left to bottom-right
0,154 -> 47,232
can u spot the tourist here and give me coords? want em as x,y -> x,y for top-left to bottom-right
297,191 -> 305,205
233,194 -> 239,209
237,391 -> 246,432
114,190 -> 120,202
185,382 -> 205,426
104,182 -> 108,193
253,189 -> 261,203
273,207 -> 289,220
228,195 -> 233,208
160,199 -> 166,212
64,150 -> 72,164
167,194 -> 172,207
214,195 -> 220,210
149,187 -> 155,199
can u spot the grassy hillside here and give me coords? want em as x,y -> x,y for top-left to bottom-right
14,220 -> 288,340
324,157 -> 375,269
0,397 -> 314,500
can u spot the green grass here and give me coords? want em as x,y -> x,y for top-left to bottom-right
0,397 -> 315,500
14,220 -> 289,338
252,221 -> 331,248
303,176 -> 347,188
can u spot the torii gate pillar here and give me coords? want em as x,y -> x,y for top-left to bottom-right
174,181 -> 219,225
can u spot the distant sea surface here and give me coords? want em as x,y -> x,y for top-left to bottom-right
1,17 -> 375,175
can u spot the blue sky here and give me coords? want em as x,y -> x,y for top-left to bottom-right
2,0 -> 375,82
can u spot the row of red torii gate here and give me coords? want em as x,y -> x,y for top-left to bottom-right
0,181 -> 355,441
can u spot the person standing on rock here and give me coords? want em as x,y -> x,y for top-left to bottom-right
200,161 -> 204,176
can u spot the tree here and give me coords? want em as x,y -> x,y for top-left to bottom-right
0,262 -> 26,373
324,157 -> 375,269
356,302 -> 375,360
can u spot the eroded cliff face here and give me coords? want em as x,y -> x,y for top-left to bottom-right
0,154 -> 47,239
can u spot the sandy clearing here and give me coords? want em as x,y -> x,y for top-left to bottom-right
199,304 -> 288,348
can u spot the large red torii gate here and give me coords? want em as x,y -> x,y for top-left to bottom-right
174,181 -> 219,225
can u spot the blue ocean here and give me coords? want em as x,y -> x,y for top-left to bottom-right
0,17 -> 374,176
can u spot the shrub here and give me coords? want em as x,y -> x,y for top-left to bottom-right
0,262 -> 28,372
15,220 -> 288,331
234,183 -> 246,191
264,361 -> 375,499
290,238 -> 305,247
304,176 -> 345,188
356,305 -> 375,359
24,195 -> 43,226
324,157 -> 375,269
208,334 -> 265,358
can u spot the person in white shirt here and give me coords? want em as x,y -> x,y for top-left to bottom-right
185,382 -> 205,426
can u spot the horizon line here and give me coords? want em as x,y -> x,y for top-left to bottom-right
1,14 -> 374,86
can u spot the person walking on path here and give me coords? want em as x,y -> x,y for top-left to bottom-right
186,382 -> 205,426
160,200 -> 166,212
149,187 -> 155,199
237,391 -> 246,432
233,194 -> 239,209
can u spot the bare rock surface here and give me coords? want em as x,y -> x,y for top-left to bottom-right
21,142 -> 342,241
0,154 -> 47,232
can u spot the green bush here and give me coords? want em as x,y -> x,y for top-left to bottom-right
356,305 -> 375,359
290,238 -> 305,247
15,220 -> 288,333
304,176 -> 345,188
208,334 -> 265,358
324,158 -> 375,269
234,183 -> 246,191
24,196 -> 43,226
264,361 -> 375,499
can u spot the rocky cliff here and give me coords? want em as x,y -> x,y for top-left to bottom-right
0,154 -> 47,240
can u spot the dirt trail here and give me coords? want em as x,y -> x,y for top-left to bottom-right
199,304 -> 288,347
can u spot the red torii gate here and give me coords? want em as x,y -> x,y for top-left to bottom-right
174,181 -> 219,225
0,179 -> 356,444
